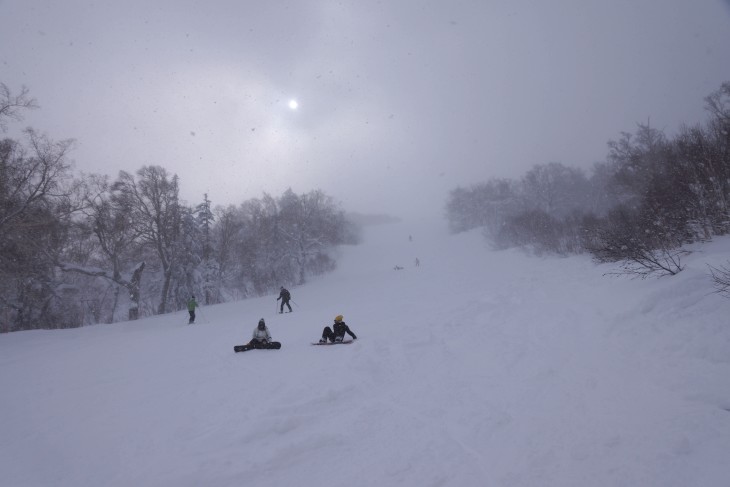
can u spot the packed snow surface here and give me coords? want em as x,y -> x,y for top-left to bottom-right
2,219 -> 730,487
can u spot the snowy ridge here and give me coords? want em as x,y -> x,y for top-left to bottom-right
1,219 -> 730,487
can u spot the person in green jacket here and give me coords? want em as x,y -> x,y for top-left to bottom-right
187,295 -> 198,324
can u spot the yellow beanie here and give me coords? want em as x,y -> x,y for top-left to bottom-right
335,315 -> 343,322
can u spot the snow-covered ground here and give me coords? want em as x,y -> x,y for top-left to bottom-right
2,218 -> 730,487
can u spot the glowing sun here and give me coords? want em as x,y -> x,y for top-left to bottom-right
288,99 -> 299,110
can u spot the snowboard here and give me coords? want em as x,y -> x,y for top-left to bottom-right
234,341 -> 282,353
311,339 -> 354,346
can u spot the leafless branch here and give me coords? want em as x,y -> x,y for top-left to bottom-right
0,83 -> 39,132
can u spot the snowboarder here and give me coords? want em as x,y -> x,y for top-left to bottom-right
187,295 -> 198,324
235,319 -> 281,352
319,315 -> 357,343
277,286 -> 292,313
249,318 -> 272,347
415,257 -> 420,267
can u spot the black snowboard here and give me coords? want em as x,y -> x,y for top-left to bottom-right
311,339 -> 354,346
234,341 -> 282,353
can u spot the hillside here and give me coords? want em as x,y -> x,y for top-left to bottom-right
1,218 -> 730,487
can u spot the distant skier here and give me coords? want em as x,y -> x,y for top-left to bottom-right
187,295 -> 198,324
234,318 -> 281,352
277,286 -> 292,313
415,257 -> 420,267
319,315 -> 357,343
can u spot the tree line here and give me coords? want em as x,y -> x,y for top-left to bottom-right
0,83 -> 359,332
446,81 -> 730,278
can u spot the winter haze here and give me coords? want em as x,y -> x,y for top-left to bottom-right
3,2 -> 730,485
2,221 -> 730,486
1,0 -> 729,217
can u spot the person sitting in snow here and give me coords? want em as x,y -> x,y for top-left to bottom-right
244,318 -> 277,349
277,286 -> 292,313
319,315 -> 357,343
238,318 -> 281,351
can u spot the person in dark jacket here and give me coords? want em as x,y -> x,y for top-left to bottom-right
319,315 -> 357,343
277,286 -> 292,313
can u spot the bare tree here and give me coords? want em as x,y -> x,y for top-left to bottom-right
0,130 -> 79,329
278,189 -> 346,284
0,83 -> 38,132
445,179 -> 521,234
195,194 -> 216,304
520,162 -> 590,219
113,166 -> 183,314
589,207 -> 686,278
62,175 -> 147,321
212,204 -> 243,292
704,81 -> 730,129
708,262 -> 730,297
0,129 -> 75,235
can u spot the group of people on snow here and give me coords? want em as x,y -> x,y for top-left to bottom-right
186,287 -> 358,350
246,314 -> 357,349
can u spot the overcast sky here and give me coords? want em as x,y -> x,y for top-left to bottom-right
1,0 -> 729,218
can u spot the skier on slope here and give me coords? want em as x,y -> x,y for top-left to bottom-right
319,315 -> 358,343
187,295 -> 198,324
277,286 -> 292,313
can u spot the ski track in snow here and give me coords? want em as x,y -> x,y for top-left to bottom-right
2,218 -> 730,486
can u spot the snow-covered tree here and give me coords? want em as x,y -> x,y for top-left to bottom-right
112,166 -> 183,314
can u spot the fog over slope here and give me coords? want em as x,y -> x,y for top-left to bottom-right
1,218 -> 729,487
